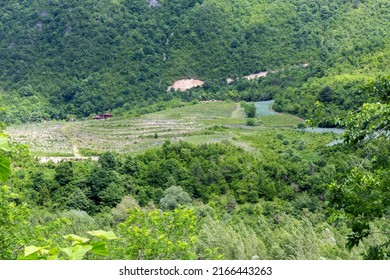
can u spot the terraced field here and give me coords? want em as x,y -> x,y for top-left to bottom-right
6,101 -> 336,157
7,102 -> 245,155
6,122 -> 74,156
72,118 -> 201,154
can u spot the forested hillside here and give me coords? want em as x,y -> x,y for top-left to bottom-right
0,0 -> 389,123
0,0 -> 389,261
1,83 -> 389,259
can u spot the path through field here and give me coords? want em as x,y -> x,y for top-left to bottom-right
231,103 -> 246,118
60,122 -> 84,157
73,145 -> 81,157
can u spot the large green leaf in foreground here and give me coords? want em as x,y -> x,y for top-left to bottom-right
0,134 -> 10,182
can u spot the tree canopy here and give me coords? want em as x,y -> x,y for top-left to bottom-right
327,76 -> 390,259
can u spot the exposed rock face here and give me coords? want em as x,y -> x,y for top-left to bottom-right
167,79 -> 205,92
148,0 -> 161,7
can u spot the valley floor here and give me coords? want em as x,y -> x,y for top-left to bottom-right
6,101 -> 338,158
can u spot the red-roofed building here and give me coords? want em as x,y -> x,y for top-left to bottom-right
101,113 -> 113,119
93,113 -> 113,120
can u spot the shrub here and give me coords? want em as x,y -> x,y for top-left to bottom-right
297,123 -> 307,129
246,119 -> 256,126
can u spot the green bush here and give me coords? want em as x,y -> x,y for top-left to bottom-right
246,119 -> 256,126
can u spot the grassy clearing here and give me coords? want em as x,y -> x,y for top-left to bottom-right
231,103 -> 246,118
235,128 -> 336,162
202,118 -> 246,126
148,101 -> 237,119
259,114 -> 303,127
182,133 -> 233,145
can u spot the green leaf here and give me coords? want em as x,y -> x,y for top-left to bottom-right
0,134 -> 9,152
18,253 -> 41,260
90,241 -> 109,256
24,245 -> 47,257
0,154 -> 10,182
61,245 -> 93,260
60,247 -> 73,258
63,234 -> 90,243
0,134 -> 10,182
73,245 -> 93,260
46,248 -> 60,260
87,230 -> 117,240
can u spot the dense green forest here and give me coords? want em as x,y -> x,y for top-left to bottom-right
0,0 -> 389,260
1,77 -> 389,259
0,0 -> 389,124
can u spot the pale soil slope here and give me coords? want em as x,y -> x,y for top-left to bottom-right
167,79 -> 205,91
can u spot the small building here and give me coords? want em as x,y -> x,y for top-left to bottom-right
101,113 -> 113,119
93,113 -> 113,120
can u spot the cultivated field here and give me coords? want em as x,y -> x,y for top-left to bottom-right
6,101 -> 337,157
6,122 -> 74,156
254,100 -> 278,116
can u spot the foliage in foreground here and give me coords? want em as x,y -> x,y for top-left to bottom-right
19,230 -> 117,260
0,133 -> 10,182
326,76 -> 390,259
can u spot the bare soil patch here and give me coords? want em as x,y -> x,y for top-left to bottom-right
167,79 -> 204,92
244,71 -> 268,80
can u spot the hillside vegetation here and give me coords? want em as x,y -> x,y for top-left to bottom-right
0,1 -> 389,261
3,85 -> 389,260
0,0 -> 389,123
